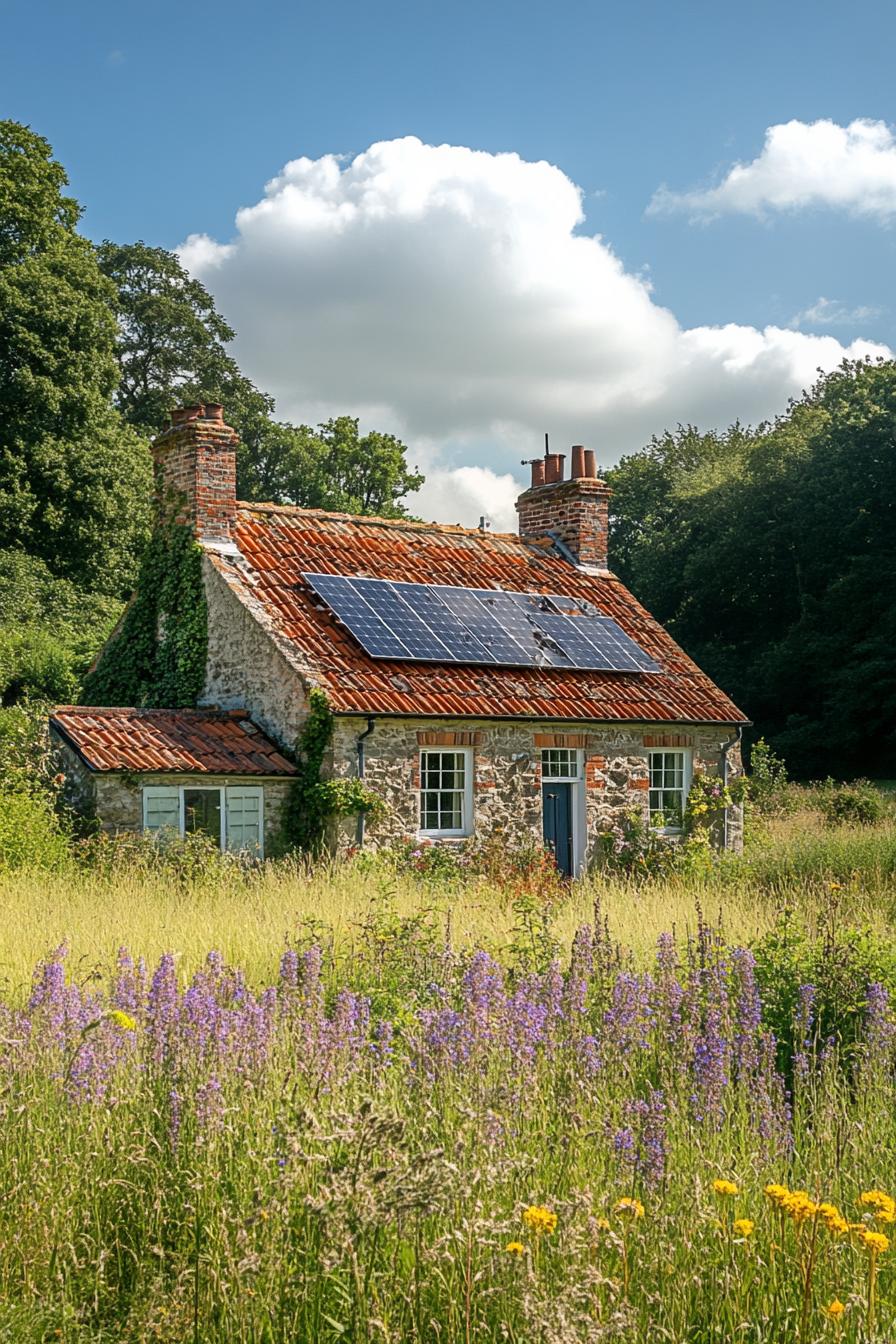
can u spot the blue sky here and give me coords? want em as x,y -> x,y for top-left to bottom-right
5,0 -> 896,523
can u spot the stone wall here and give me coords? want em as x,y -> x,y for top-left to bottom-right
50,744 -> 291,854
201,557 -> 308,749
52,735 -> 98,817
329,716 -> 744,862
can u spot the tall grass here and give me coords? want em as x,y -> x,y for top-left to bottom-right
2,810 -> 896,1340
1,812 -> 894,998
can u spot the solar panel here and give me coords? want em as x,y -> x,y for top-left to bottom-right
302,573 -> 661,674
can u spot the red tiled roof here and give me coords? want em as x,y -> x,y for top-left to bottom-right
208,503 -> 748,726
50,707 -> 297,776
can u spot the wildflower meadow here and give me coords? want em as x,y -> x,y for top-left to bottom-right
3,800 -> 896,1340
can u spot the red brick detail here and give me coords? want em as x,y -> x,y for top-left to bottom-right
643,734 -> 693,748
584,757 -> 606,790
151,409 -> 239,541
417,731 -> 481,747
533,732 -> 587,748
631,777 -> 650,790
516,477 -> 612,568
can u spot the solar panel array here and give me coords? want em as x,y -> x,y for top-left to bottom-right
303,573 -> 660,674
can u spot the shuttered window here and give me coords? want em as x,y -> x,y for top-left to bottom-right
225,787 -> 264,855
141,784 -> 265,857
142,787 -> 181,834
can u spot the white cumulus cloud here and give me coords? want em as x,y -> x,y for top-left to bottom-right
649,118 -> 896,221
180,136 -> 889,526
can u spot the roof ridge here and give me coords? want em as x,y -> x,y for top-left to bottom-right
54,706 -> 248,720
234,499 -> 522,540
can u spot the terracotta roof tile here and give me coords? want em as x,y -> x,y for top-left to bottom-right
208,503 -> 748,725
51,707 -> 297,776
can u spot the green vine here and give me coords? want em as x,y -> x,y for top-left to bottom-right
286,688 -> 385,853
81,523 -> 207,708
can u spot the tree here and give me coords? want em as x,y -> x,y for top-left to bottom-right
98,241 -> 425,517
240,415 -> 425,518
0,121 -> 151,595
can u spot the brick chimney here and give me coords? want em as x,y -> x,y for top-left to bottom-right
516,443 -> 612,569
150,403 -> 239,542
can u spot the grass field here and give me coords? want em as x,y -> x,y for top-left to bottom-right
2,812 -> 896,997
3,806 -> 896,1341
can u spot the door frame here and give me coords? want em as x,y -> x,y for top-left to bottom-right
540,749 -> 586,877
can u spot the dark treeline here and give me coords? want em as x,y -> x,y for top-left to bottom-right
607,360 -> 896,778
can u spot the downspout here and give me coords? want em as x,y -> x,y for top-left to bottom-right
355,716 -> 376,848
719,725 -> 743,851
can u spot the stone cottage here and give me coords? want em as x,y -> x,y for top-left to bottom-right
51,404 -> 748,869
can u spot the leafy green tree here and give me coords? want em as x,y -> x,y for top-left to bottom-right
0,549 -> 121,705
0,121 -> 151,595
241,415 -> 424,518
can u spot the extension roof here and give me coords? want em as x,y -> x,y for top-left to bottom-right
204,503 -> 748,726
50,707 -> 297,776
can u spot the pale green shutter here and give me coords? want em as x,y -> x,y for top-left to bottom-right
225,787 -> 264,856
143,787 -> 180,834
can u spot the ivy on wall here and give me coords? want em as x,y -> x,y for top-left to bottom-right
286,687 -> 385,853
81,524 -> 208,708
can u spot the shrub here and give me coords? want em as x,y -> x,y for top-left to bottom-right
748,737 -> 795,816
752,910 -> 896,1077
817,779 -> 886,827
0,786 -> 70,872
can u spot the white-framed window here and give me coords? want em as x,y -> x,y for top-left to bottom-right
419,749 -> 473,837
648,751 -> 691,831
541,748 -> 581,780
142,784 -> 265,856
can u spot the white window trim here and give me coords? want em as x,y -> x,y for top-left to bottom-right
647,749 -> 692,835
142,784 -> 265,857
418,747 -> 474,839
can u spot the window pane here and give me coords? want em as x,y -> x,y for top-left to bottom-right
183,789 -> 222,845
420,751 -> 467,832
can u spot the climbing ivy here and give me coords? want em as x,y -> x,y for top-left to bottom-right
81,524 -> 208,708
285,688 -> 385,854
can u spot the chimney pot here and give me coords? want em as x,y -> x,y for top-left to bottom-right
171,407 -> 190,426
571,445 -> 586,479
544,453 -> 565,484
182,403 -> 204,421
584,448 -> 597,479
204,402 -> 224,422
530,458 -> 546,487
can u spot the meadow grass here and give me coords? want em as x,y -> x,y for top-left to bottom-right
1,809 -> 894,999
3,809 -> 896,1341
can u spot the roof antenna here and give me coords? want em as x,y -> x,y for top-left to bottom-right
544,432 -> 549,458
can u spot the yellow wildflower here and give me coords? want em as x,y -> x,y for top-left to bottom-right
782,1191 -> 817,1223
593,1217 -> 611,1232
522,1205 -> 558,1236
613,1197 -> 645,1219
764,1182 -> 789,1205
858,1190 -> 895,1217
860,1230 -> 889,1255
732,1218 -> 754,1238
712,1179 -> 739,1197
504,1241 -> 525,1256
108,1009 -> 137,1031
824,1298 -> 846,1320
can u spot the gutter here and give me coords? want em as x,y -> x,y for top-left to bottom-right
355,715 -> 376,847
719,725 -> 744,851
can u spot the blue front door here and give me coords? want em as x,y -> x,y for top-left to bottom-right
542,781 -> 574,876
